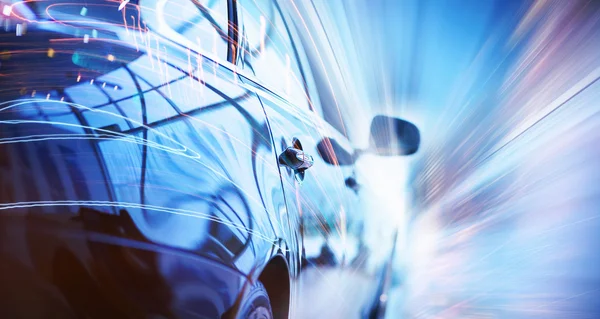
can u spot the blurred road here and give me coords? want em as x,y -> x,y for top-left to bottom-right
295,267 -> 378,319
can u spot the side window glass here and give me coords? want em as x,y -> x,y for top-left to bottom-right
141,0 -> 230,61
239,0 -> 309,111
284,21 -> 325,118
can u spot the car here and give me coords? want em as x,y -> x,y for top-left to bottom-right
0,0 -> 420,318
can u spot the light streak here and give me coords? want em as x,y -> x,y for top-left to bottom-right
187,48 -> 193,86
163,46 -> 172,98
122,3 -> 129,34
0,200 -> 283,246
0,99 -> 202,161
131,15 -> 139,51
196,37 -> 205,99
213,32 -> 218,79
147,30 -> 155,70
155,35 -> 163,76
286,54 -> 291,96
232,44 -> 238,85
118,0 -> 130,12
288,0 -> 347,137
260,15 -> 266,55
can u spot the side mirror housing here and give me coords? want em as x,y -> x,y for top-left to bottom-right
369,115 -> 420,156
316,115 -> 420,166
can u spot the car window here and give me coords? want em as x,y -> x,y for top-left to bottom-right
141,0 -> 231,61
238,0 -> 310,111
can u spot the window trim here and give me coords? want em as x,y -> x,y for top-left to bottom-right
227,0 -> 240,64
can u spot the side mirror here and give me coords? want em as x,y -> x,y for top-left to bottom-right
317,115 -> 420,166
369,115 -> 420,156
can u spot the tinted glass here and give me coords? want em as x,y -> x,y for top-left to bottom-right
239,0 -> 310,110
141,0 -> 230,61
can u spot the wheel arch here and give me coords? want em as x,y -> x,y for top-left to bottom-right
258,254 -> 291,319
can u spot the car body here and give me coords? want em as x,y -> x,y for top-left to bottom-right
0,0 -> 417,318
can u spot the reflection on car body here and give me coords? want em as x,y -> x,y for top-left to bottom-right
0,0 -> 419,318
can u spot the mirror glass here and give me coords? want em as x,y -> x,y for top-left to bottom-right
316,116 -> 420,166
369,115 -> 420,156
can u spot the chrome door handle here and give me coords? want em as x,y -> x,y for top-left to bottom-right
278,147 -> 314,172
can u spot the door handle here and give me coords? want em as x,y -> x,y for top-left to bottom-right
278,147 -> 314,172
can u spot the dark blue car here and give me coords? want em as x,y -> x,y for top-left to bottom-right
0,0 -> 419,318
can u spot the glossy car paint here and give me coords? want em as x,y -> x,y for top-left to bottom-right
0,0 -> 388,317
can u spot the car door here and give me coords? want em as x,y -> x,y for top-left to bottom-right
237,0 -> 365,265
0,0 -> 290,317
236,0 -> 386,316
95,0 -> 289,275
262,94 -> 360,258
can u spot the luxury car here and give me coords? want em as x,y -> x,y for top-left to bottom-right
0,0 -> 419,318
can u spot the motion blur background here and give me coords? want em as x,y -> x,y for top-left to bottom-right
305,0 -> 600,318
1,0 -> 599,318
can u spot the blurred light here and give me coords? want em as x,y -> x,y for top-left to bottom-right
260,16 -> 266,54
118,0 -> 129,12
0,50 -> 10,60
380,294 -> 388,303
2,5 -> 11,17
